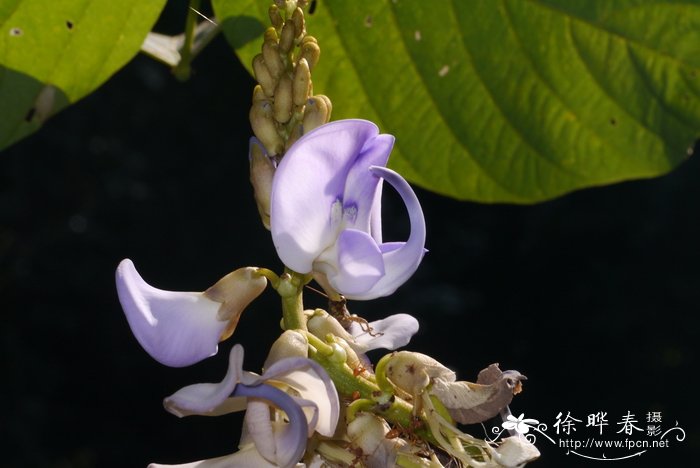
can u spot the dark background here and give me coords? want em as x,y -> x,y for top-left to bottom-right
1,4 -> 698,467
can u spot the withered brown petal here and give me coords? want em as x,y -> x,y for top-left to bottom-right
432,363 -> 526,425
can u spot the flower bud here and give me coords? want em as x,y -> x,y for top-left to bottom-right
262,39 -> 284,79
264,330 -> 309,369
308,309 -> 355,344
384,351 -> 454,396
302,95 -> 331,132
204,267 -> 268,341
292,58 -> 311,106
292,7 -> 305,40
268,4 -> 283,29
273,74 -> 294,123
264,26 -> 279,44
250,100 -> 283,156
249,138 -> 275,229
300,37 -> 320,70
285,122 -> 304,151
253,54 -> 276,97
347,413 -> 406,467
252,84 -> 266,102
279,21 -> 295,53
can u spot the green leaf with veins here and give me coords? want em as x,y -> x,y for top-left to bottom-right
0,0 -> 167,150
215,0 -> 700,203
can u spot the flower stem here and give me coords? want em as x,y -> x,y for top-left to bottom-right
307,342 -> 438,446
277,270 -> 311,331
173,0 -> 201,81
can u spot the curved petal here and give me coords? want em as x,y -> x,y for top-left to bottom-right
243,399 -> 277,463
164,345 -> 245,417
316,229 -> 384,297
260,357 -> 339,437
115,259 -> 226,367
347,167 -> 426,300
369,179 -> 384,244
270,120 -> 381,273
349,313 -> 419,351
342,133 -> 394,232
235,383 -> 308,468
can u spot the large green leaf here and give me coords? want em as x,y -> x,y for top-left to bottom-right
215,0 -> 700,202
0,0 -> 167,150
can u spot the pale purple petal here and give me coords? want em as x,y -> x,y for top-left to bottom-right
317,229 -> 384,297
348,167 -> 426,300
115,259 -> 226,367
164,345 -> 245,417
271,120 -> 380,273
243,399 -> 277,462
260,357 -> 339,437
235,384 -> 308,468
341,133 -> 393,232
369,180 -> 384,244
349,313 -> 419,351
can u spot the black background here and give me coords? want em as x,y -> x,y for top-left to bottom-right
1,3 -> 698,467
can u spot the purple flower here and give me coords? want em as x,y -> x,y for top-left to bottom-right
270,119 -> 426,300
153,344 -> 339,468
115,259 -> 267,367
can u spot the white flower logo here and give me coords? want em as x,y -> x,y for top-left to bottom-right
503,413 -> 540,435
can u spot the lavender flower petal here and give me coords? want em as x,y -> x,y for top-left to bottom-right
260,357 -> 339,437
115,259 -> 227,367
316,229 -> 385,297
350,313 -> 419,351
164,345 -> 245,417
271,120 -> 380,273
347,166 -> 426,300
270,120 -> 426,300
235,383 -> 309,468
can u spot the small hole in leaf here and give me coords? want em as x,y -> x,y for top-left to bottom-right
610,118 -> 617,126
10,27 -> 22,36
66,20 -> 74,29
309,0 -> 317,15
25,107 -> 36,122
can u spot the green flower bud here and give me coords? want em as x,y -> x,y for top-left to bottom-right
285,122 -> 304,151
292,58 -> 312,106
249,138 -> 275,229
300,37 -> 320,70
263,39 -> 284,79
268,4 -> 283,29
252,84 -> 266,102
273,74 -> 294,124
253,54 -> 277,97
264,330 -> 309,369
292,7 -> 305,40
250,100 -> 283,156
279,21 -> 295,53
264,26 -> 279,44
302,95 -> 331,132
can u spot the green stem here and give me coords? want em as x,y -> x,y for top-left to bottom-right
255,267 -> 281,289
173,0 -> 201,81
308,345 -> 438,446
277,271 -> 310,331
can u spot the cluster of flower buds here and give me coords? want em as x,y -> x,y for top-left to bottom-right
249,0 -> 331,161
249,0 -> 333,229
